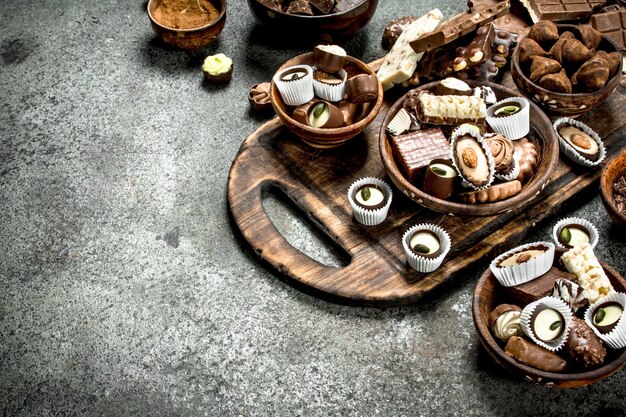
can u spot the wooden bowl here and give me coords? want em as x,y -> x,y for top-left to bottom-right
379,81 -> 559,216
270,52 -> 384,149
511,24 -> 622,118
473,249 -> 626,388
247,0 -> 378,42
147,0 -> 227,51
600,148 -> 626,231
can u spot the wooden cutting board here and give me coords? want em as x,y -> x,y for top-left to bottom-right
227,72 -> 626,307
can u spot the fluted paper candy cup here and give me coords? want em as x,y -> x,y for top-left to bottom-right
273,65 -> 314,106
521,296 -> 573,351
347,177 -> 392,226
552,217 -> 599,250
585,292 -> 626,349
486,97 -> 530,140
553,117 -> 606,168
402,223 -> 451,273
312,68 -> 347,102
489,241 -> 555,287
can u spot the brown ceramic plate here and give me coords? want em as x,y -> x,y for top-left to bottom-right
473,249 -> 626,388
600,148 -> 626,231
379,80 -> 559,216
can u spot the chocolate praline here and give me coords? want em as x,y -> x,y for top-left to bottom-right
592,301 -> 624,334
423,159 -> 457,201
280,67 -> 309,82
312,45 -> 347,74
558,125 -> 600,162
557,224 -> 591,248
352,183 -> 389,210
408,229 -> 442,258
345,74 -> 379,104
497,244 -> 549,268
491,102 -> 521,117
530,304 -> 565,343
306,100 -> 344,128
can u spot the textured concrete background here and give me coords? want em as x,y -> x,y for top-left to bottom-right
1,0 -> 626,415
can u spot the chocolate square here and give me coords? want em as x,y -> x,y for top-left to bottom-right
390,128 -> 450,183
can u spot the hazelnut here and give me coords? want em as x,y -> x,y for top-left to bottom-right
571,133 -> 592,150
516,253 -> 531,264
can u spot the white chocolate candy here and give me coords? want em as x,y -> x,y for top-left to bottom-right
561,242 -> 614,304
355,186 -> 385,207
493,310 -> 523,341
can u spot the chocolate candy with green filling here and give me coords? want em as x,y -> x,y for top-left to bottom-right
491,101 -> 521,117
558,224 -> 591,248
530,304 -> 565,343
306,100 -> 344,128
345,74 -> 379,104
280,67 -> 309,82
558,125 -> 600,162
408,229 -> 442,258
592,301 -> 624,334
423,159 -> 457,200
352,183 -> 389,210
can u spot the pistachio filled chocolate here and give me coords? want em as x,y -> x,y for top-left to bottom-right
530,304 -> 565,343
408,229 -> 442,258
558,224 -> 591,248
558,125 -> 600,162
423,159 -> 457,200
280,67 -> 309,81
306,100 -> 345,128
352,183 -> 389,210
592,301 -> 623,334
491,102 -> 521,117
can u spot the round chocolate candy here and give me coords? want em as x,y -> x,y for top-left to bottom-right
306,100 -> 344,129
592,301 -> 623,334
280,67 -> 309,82
558,224 -> 590,248
352,183 -> 388,210
313,70 -> 344,85
312,44 -> 347,73
492,102 -> 521,117
558,125 -> 600,162
409,229 -> 442,258
423,159 -> 457,201
531,305 -> 565,343
345,74 -> 379,104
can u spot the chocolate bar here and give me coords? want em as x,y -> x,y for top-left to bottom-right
590,6 -> 626,51
382,16 -> 419,50
452,23 -> 496,72
409,1 -> 510,53
505,336 -> 567,372
520,0 -> 607,23
468,0 -> 532,36
332,0 -> 362,13
390,129 -> 450,183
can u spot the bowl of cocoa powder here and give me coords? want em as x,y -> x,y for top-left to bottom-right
600,149 -> 626,231
148,0 -> 226,50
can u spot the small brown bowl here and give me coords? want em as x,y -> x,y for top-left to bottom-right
473,249 -> 626,388
247,0 -> 378,42
600,148 -> 626,231
147,0 -> 227,51
270,53 -> 384,149
511,24 -> 622,118
379,80 -> 559,216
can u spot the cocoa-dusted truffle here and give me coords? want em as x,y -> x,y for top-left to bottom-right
539,69 -> 572,94
560,38 -> 594,69
571,57 -> 610,92
549,31 -> 575,63
578,25 -> 603,50
518,37 -> 549,64
527,20 -> 559,46
529,55 -> 561,82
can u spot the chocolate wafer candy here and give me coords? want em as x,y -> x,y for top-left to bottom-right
590,6 -> 626,51
416,92 -> 487,125
409,1 -> 510,54
520,0 -> 606,23
390,128 -> 450,182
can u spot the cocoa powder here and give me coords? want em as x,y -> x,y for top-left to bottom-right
153,0 -> 219,30
613,173 -> 626,216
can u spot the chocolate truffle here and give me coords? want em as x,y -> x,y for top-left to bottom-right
408,229 -> 442,258
352,183 -> 388,211
558,125 -> 600,162
592,301 -> 623,334
312,44 -> 347,73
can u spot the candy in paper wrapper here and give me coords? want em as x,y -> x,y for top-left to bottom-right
552,216 -> 599,250
416,92 -> 487,125
450,124 -> 495,190
486,97 -> 530,140
520,296 -> 573,351
347,177 -> 393,226
402,223 -> 451,273
473,86 -> 497,105
504,336 -> 567,372
273,65 -> 315,106
490,242 -> 555,287
553,117 -> 606,168
564,316 -> 606,368
386,108 -> 412,136
560,242 -> 614,304
312,69 -> 347,102
552,278 -> 589,313
584,292 -> 626,349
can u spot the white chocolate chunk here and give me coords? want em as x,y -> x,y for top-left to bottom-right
377,9 -> 444,91
560,242 -> 614,304
419,93 -> 486,122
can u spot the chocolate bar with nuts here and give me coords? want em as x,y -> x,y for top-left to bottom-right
590,5 -> 626,51
409,1 -> 510,53
452,23 -> 496,72
390,128 -> 450,183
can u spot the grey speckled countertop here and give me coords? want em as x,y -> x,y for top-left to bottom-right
1,0 -> 626,416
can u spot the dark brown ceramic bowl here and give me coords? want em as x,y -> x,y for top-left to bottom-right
511,24 -> 622,118
600,148 -> 626,231
147,0 -> 226,50
379,80 -> 559,216
271,52 -> 384,149
473,249 -> 626,388
247,0 -> 378,42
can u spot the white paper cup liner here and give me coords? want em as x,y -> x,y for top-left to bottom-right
486,97 -> 530,140
552,217 -> 599,250
520,296 -> 573,351
347,177 -> 392,226
386,108 -> 412,136
312,68 -> 346,102
273,65 -> 314,106
553,117 -> 606,167
495,157 -> 520,182
489,241 -> 555,287
402,223 -> 451,273
449,124 -> 495,191
584,292 -> 626,349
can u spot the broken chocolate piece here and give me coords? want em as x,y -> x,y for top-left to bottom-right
505,336 -> 567,372
391,129 -> 450,183
257,0 -> 283,12
521,0 -> 607,23
286,0 -> 314,15
590,6 -> 626,51
452,23 -> 496,72
382,16 -> 419,50
309,0 -> 334,14
332,0 -> 362,13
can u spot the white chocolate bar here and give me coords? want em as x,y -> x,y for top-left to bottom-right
417,93 -> 487,125
560,242 -> 614,304
377,9 -> 444,91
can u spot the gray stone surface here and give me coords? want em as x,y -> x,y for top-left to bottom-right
1,0 -> 625,416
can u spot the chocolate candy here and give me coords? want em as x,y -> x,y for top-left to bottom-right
257,0 -> 282,12
452,23 -> 496,72
312,45 -> 347,73
552,278 -> 588,313
489,304 -> 523,341
452,132 -> 493,189
485,133 -> 514,174
382,16 -> 419,50
248,82 -> 273,114
572,57 -> 610,91
564,317 -> 606,368
436,77 -> 472,96
286,0 -> 314,15
592,301 -> 623,334
529,56 -> 561,82
498,244 -> 550,267
332,0 -> 362,13
507,267 -> 577,306
306,100 -> 344,128
408,229 -> 442,258
513,138 -> 537,184
591,7 -> 626,51
345,74 -> 378,104
530,304 -> 565,343
386,108 -> 414,136
518,37 -> 549,65
423,159 -> 458,200
527,20 -> 559,45
460,180 -> 522,204
292,101 -> 315,124
558,125 -> 600,161
505,335 -> 567,372
416,92 -> 487,126
520,0 -> 606,22
309,0 -> 334,14
409,1 -> 510,53
558,224 -> 591,248
352,183 -> 389,210
391,129 -> 450,183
